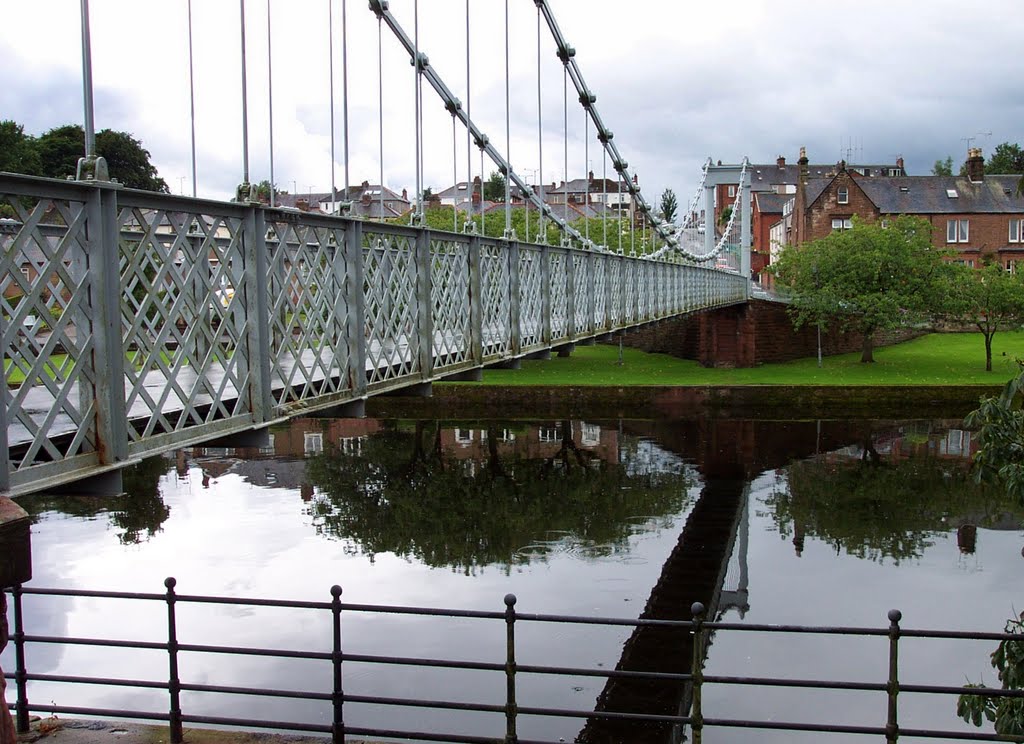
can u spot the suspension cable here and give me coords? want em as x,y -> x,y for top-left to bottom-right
536,1 -> 544,243
413,0 -> 421,224
464,0 -> 472,232
267,0 -> 276,207
187,0 -> 197,197
503,0 -> 511,237
377,13 -> 384,220
327,0 -> 334,210
452,112 -> 458,232
341,0 -> 350,207
584,110 -> 589,245
562,65 -> 568,232
239,0 -> 250,189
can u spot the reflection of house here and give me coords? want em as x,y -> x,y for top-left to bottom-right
439,421 -> 618,464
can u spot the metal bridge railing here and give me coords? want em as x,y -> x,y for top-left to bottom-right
3,582 -> 1022,744
1,172 -> 748,496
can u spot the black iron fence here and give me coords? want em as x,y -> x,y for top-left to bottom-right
3,580 -> 1024,743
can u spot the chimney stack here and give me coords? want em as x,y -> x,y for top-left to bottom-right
402,187 -> 408,200
896,156 -> 904,172
798,146 -> 809,185
966,148 -> 984,182
588,170 -> 594,182
777,155 -> 786,168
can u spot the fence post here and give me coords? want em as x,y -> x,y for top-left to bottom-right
565,250 -> 576,341
468,234 -> 483,365
415,228 -> 434,381
503,593 -> 518,744
246,206 -> 273,423
164,578 -> 182,744
507,241 -> 522,358
690,602 -> 705,744
886,609 -> 901,744
331,585 -> 344,744
12,585 -> 28,734
539,245 -> 551,346
343,220 -> 367,398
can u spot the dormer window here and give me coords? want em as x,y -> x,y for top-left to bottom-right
837,186 -> 849,204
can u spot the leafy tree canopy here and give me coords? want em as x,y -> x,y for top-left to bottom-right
932,156 -> 953,176
483,170 -> 507,202
986,142 -> 1024,175
965,367 -> 1024,503
958,613 -> 1024,735
770,216 -> 951,362
0,121 -> 168,192
937,260 -> 1024,371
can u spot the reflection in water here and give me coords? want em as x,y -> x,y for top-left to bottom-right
304,420 -> 693,572
7,416 -> 1023,743
766,423 -> 1022,564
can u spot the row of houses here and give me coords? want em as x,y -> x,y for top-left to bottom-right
728,148 -> 1024,282
267,172 -> 641,225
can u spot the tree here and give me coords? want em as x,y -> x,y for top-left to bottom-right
483,170 -> 506,201
719,205 -> 732,226
659,188 -> 678,225
33,124 -> 168,192
770,216 -> 949,363
986,142 -> 1024,175
964,367 -> 1024,503
938,260 -> 1024,371
957,613 -> 1024,736
932,156 -> 953,176
0,120 -> 41,175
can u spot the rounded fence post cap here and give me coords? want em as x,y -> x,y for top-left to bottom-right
504,593 -> 517,608
164,577 -> 177,590
331,585 -> 343,598
691,602 -> 705,618
888,609 -> 902,623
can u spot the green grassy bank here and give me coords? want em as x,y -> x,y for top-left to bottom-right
472,332 -> 1024,387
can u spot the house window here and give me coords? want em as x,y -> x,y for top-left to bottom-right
538,426 -> 560,443
837,186 -> 849,204
1006,260 -> 1017,275
946,219 -> 969,243
831,217 -> 853,231
888,168 -> 902,177
1009,218 -> 1022,243
581,423 -> 601,447
303,432 -> 323,455
455,428 -> 474,444
727,185 -> 736,198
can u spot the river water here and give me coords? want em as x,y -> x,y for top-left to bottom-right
4,414 -> 1023,743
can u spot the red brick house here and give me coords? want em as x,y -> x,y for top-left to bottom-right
788,148 -> 1024,269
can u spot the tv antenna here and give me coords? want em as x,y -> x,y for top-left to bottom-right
962,131 -> 992,150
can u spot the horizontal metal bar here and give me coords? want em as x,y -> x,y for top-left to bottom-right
703,717 -> 884,736
340,652 -> 503,674
343,693 -> 504,715
708,620 -> 889,637
176,642 -> 331,661
20,704 -> 170,722
15,587 -> 166,602
338,601 -> 505,621
515,704 -> 690,724
179,682 -> 329,701
22,673 -> 168,690
23,635 -> 167,652
901,628 -> 1023,642
900,683 -> 1024,699
703,674 -> 886,692
174,593 -> 332,611
898,727 -> 1024,742
516,662 -> 692,683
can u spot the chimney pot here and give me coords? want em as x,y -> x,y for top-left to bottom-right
896,156 -> 904,170
966,148 -> 985,182
362,180 -> 369,189
588,170 -> 594,181
777,156 -> 786,168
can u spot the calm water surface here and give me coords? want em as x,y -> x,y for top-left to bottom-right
4,415 -> 1022,743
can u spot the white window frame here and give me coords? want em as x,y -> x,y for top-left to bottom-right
831,217 -> 853,231
455,428 -> 474,444
303,432 -> 324,455
1009,218 -> 1022,243
837,186 -> 849,204
947,219 -> 969,243
1006,260 -> 1017,275
727,185 -> 736,198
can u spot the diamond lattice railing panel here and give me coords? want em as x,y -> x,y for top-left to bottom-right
609,259 -> 622,326
265,217 -> 351,408
518,247 -> 543,348
117,202 -> 254,440
1,189 -> 100,471
430,237 -> 470,370
622,260 -> 635,324
480,241 -> 511,358
363,230 -> 419,385
548,252 -> 568,341
573,253 -> 588,335
592,257 -> 606,331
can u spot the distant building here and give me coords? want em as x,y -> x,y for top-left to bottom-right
788,148 -> 1024,269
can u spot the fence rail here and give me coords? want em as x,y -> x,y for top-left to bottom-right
3,581 -> 1023,743
1,173 -> 748,497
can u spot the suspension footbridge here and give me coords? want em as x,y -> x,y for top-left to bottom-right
1,0 -> 756,497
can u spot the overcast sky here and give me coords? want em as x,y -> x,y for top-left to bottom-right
2,1 -> 1021,207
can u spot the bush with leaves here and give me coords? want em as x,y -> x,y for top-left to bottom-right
965,366 -> 1024,502
957,613 -> 1024,735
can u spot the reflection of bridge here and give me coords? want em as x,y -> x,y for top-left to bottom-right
1,0 -> 761,499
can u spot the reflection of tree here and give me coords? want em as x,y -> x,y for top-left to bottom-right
958,613 -> 1024,736
305,421 -> 692,573
17,456 -> 171,545
765,444 -> 1020,564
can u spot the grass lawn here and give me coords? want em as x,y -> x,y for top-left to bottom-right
474,332 -> 1024,386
